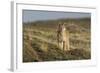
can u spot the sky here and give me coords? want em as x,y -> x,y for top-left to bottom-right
22,10 -> 91,23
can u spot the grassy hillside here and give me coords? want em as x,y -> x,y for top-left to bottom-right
23,18 -> 91,62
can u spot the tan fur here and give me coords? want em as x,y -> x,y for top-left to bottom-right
57,23 -> 70,51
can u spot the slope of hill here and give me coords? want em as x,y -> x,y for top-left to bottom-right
23,18 -> 91,62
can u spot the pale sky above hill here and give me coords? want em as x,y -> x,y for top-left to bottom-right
23,10 -> 91,23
